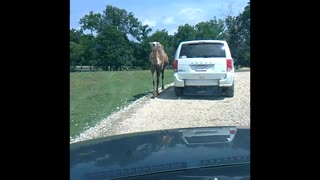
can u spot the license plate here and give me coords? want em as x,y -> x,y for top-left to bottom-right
196,65 -> 207,71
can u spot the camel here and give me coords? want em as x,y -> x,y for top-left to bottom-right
149,41 -> 169,97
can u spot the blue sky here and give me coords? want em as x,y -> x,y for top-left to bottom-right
70,0 -> 249,35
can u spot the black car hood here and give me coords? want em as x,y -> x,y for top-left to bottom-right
70,126 -> 250,180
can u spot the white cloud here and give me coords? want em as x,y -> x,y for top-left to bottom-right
142,19 -> 157,27
163,16 -> 175,25
167,28 -> 177,35
178,8 -> 206,22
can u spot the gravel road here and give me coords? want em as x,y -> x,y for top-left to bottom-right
71,71 -> 250,143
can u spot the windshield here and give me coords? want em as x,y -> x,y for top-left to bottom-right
70,0 -> 250,179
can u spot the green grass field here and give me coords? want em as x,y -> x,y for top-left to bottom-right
70,70 -> 174,138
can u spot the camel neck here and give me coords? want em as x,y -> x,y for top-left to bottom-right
151,48 -> 161,64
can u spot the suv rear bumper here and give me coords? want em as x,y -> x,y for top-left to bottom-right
174,72 -> 234,87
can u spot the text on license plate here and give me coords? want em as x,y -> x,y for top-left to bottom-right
196,65 -> 208,71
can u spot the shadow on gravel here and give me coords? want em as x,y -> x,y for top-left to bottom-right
156,87 -> 226,100
129,85 -> 227,102
128,91 -> 153,102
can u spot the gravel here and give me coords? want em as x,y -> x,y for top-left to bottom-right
71,71 -> 250,143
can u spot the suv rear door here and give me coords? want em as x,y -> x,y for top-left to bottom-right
176,41 -> 229,81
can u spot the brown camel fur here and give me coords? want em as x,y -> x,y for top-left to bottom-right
149,41 -> 169,97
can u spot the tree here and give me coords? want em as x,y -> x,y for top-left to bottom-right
80,34 -> 97,66
101,5 -> 145,42
237,2 -> 250,67
77,5 -> 147,70
172,24 -> 196,49
139,24 -> 152,42
70,42 -> 85,66
79,11 -> 102,35
224,2 -> 250,67
95,25 -> 134,70
194,18 -> 226,40
70,28 -> 83,43
70,3 -> 250,70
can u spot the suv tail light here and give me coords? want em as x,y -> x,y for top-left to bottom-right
173,60 -> 178,72
227,59 -> 233,72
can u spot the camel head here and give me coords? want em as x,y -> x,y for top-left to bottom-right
149,41 -> 162,50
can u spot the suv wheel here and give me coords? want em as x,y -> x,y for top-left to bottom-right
225,82 -> 234,97
174,87 -> 183,97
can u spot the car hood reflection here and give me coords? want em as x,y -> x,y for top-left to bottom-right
70,126 -> 250,180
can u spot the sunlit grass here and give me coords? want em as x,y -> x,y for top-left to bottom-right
70,70 -> 173,138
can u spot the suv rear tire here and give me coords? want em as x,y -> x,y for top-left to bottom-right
174,87 -> 183,97
225,82 -> 234,97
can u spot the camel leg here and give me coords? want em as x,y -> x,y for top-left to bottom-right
151,68 -> 156,98
156,69 -> 160,95
161,67 -> 165,90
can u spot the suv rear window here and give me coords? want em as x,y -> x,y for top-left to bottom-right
179,43 -> 226,58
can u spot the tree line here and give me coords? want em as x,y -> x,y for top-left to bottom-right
70,2 -> 250,71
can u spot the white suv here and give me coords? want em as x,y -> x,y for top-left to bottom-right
173,40 -> 234,97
